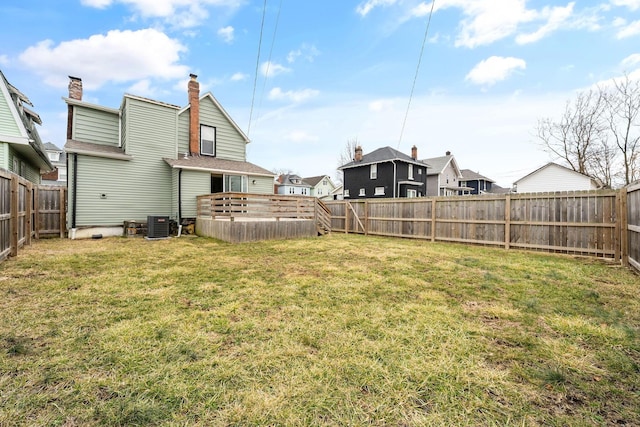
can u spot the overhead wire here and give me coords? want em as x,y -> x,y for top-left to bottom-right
397,0 -> 436,150
247,0 -> 268,137
257,0 -> 283,116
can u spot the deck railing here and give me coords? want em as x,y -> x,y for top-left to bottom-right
197,192 -> 329,224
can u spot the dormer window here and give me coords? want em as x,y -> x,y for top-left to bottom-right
201,125 -> 216,156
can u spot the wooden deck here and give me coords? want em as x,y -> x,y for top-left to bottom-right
195,193 -> 331,243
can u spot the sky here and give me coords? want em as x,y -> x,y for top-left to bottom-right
1,0 -> 640,188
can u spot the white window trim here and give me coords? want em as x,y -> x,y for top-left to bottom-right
374,187 -> 385,196
344,189 -> 350,197
370,164 -> 377,179
201,125 -> 216,156
359,188 -> 366,197
408,164 -> 414,180
407,189 -> 417,198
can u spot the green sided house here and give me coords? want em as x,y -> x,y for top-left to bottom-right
64,74 -> 275,239
0,70 -> 53,182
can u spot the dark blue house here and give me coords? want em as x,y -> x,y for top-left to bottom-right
338,145 -> 429,199
459,169 -> 509,194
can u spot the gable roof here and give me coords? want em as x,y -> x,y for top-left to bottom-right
513,162 -> 600,187
178,92 -> 250,144
339,146 -> 429,170
44,142 -> 63,151
0,70 -> 53,171
460,169 -> 495,183
277,173 -> 311,187
304,175 -> 334,187
421,154 -> 462,177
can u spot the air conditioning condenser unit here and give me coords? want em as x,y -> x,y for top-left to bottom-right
147,215 -> 170,238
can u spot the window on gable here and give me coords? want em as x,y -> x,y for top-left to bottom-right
201,125 -> 216,156
408,164 -> 414,180
370,164 -> 377,179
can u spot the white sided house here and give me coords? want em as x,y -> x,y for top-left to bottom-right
513,162 -> 600,193
64,74 -> 275,238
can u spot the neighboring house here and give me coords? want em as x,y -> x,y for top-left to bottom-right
422,151 -> 469,196
339,145 -> 429,199
304,175 -> 337,200
0,70 -> 53,182
42,142 -> 67,184
460,169 -> 495,195
513,162 -> 600,193
330,184 -> 343,200
64,74 -> 275,238
275,174 -> 312,196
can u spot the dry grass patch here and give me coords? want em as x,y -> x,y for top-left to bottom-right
0,234 -> 638,426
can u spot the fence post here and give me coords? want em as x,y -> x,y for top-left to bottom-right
10,176 -> 18,257
620,187 -> 628,266
504,194 -> 511,250
25,182 -> 32,245
344,201 -> 349,234
430,199 -> 436,242
364,200 -> 368,235
59,188 -> 67,238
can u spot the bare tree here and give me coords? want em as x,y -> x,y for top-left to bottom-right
603,74 -> 640,186
335,137 -> 360,184
536,89 -> 609,185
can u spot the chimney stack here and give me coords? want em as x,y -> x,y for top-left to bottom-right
411,145 -> 417,160
354,145 -> 363,162
188,74 -> 200,156
67,76 -> 83,140
68,76 -> 83,100
446,150 -> 451,156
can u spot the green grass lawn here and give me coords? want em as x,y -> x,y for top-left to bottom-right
1,234 -> 639,426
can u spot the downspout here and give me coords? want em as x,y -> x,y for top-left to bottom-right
71,153 -> 78,235
178,168 -> 182,223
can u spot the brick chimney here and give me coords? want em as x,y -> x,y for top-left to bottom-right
446,150 -> 451,156
411,145 -> 417,160
68,76 -> 83,100
354,145 -> 363,162
188,74 -> 200,156
67,76 -> 82,140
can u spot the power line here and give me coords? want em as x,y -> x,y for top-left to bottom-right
257,0 -> 283,116
397,0 -> 436,150
247,0 -> 268,137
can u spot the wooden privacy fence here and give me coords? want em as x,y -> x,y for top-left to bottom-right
0,169 -> 66,262
626,182 -> 640,272
326,190 -> 626,260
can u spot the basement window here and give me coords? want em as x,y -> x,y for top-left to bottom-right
201,125 -> 216,156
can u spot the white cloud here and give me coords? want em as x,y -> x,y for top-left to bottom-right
230,72 -> 248,81
516,3 -> 574,44
127,79 -> 156,97
621,53 -> 640,68
410,0 -> 582,48
616,20 -> 640,38
356,0 -> 399,16
18,29 -> 188,89
268,87 -> 320,103
465,56 -> 526,86
80,0 -> 111,7
81,0 -> 243,28
286,131 -> 319,143
260,61 -> 291,78
286,44 -> 320,63
217,26 -> 234,43
613,17 -> 627,26
0,55 -> 8,66
611,0 -> 640,10
368,99 -> 395,112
